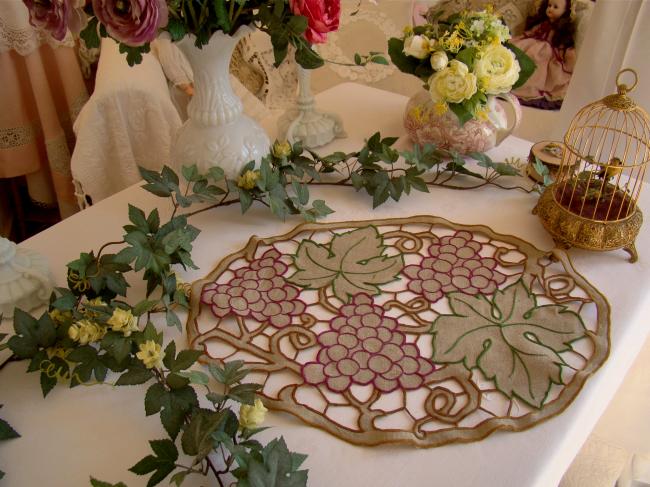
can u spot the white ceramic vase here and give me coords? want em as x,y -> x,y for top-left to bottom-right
278,64 -> 346,148
0,237 -> 52,318
171,26 -> 270,178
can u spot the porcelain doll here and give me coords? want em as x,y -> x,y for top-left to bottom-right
511,0 -> 576,109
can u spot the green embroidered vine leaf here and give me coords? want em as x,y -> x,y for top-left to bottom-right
431,279 -> 586,408
288,226 -> 404,302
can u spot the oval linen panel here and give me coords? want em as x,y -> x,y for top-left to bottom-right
187,216 -> 610,447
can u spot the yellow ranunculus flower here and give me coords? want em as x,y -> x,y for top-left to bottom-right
271,140 -> 292,159
68,323 -> 80,341
49,308 -> 72,325
136,340 -> 164,369
107,307 -> 138,337
403,34 -> 431,59
428,60 -> 477,104
434,101 -> 448,116
237,170 -> 260,190
239,398 -> 268,429
474,44 -> 520,95
68,319 -> 105,345
84,297 -> 107,318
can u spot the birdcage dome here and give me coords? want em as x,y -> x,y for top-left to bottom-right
534,69 -> 649,262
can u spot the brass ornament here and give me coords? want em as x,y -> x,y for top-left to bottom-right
534,69 -> 650,262
533,185 -> 643,262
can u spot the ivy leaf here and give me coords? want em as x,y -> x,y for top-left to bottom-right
9,309 -> 56,358
228,383 -> 262,405
129,439 -> 177,487
169,471 -> 190,486
90,478 -> 128,487
68,346 -> 108,386
144,383 -> 198,439
101,332 -> 134,364
431,279 -> 587,408
178,370 -> 210,385
288,226 -> 403,302
181,409 -> 225,458
471,152 -> 520,176
169,349 -> 203,373
242,437 -> 308,487
0,417 -> 20,440
208,360 -> 248,386
116,363 -> 154,386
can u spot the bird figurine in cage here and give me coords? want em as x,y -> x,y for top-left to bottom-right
534,69 -> 650,262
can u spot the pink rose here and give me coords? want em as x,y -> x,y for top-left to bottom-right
92,0 -> 168,46
23,0 -> 70,41
289,0 -> 340,44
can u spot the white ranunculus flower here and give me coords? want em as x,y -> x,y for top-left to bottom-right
403,34 -> 431,59
430,50 -> 448,71
428,60 -> 477,104
474,44 -> 520,95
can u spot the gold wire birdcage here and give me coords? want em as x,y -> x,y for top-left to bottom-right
534,69 -> 650,262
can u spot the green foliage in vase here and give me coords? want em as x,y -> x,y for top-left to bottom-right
388,6 -> 535,124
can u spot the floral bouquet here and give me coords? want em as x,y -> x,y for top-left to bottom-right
22,0 -> 341,67
389,6 -> 535,124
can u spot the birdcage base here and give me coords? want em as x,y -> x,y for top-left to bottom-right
533,185 -> 643,263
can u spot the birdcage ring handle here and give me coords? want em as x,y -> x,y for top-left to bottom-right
616,69 -> 638,94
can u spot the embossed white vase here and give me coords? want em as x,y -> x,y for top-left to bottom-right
172,26 -> 270,178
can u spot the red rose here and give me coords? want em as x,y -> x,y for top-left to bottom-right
289,0 -> 340,44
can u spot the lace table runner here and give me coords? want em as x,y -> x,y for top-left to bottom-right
188,216 -> 609,447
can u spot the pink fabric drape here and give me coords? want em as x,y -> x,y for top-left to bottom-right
0,36 -> 88,219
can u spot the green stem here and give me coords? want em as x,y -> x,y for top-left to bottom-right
0,354 -> 20,371
231,2 -> 248,29
96,240 -> 125,260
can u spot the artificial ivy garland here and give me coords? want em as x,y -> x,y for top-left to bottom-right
0,134 -> 545,486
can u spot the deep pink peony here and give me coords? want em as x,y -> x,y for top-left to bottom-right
23,0 -> 70,41
289,0 -> 340,44
92,0 -> 168,46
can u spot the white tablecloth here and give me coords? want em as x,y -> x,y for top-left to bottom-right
2,83 -> 650,487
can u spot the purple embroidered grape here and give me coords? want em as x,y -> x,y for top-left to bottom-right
202,249 -> 306,328
302,294 -> 434,393
403,231 -> 506,303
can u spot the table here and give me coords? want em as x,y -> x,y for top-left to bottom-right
2,83 -> 650,487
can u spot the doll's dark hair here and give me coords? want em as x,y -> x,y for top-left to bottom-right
525,0 -> 575,50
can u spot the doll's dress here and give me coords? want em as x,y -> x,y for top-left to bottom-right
511,21 -> 576,109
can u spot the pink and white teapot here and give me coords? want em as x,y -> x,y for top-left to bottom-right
403,90 -> 522,154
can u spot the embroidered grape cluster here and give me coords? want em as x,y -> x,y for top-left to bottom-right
403,231 -> 507,303
302,294 -> 434,393
201,249 -> 306,328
